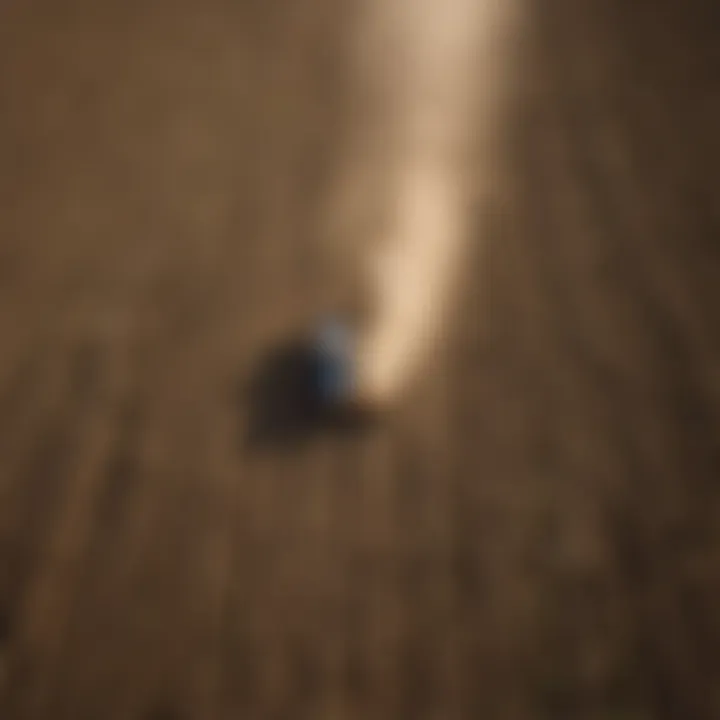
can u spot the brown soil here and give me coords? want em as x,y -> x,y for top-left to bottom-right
0,0 -> 719,718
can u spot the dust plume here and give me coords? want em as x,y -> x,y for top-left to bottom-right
342,0 -> 522,406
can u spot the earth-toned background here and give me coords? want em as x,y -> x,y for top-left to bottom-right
0,0 -> 719,717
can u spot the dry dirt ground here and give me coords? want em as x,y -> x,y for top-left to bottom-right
0,0 -> 719,718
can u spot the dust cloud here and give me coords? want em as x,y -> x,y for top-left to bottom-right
340,0 -> 524,406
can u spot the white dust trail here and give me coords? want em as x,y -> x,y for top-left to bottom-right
344,0 -> 521,405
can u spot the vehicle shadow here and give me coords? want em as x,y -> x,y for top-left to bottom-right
242,337 -> 323,450
242,334 -> 380,451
